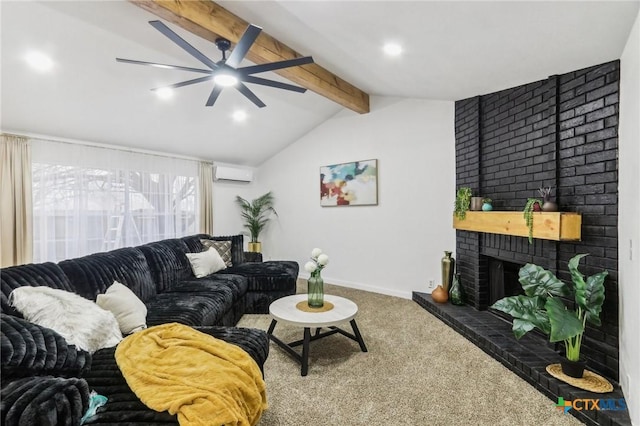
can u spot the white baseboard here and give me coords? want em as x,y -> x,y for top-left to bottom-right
298,273 -> 413,300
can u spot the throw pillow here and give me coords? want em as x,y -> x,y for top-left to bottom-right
201,239 -> 233,267
96,281 -> 147,335
9,286 -> 122,354
186,248 -> 227,278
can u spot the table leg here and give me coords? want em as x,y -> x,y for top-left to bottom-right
301,327 -> 311,376
350,319 -> 368,352
267,319 -> 277,335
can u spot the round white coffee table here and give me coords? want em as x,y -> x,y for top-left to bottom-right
267,294 -> 368,376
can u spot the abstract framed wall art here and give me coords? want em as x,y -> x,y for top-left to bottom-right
320,159 -> 378,206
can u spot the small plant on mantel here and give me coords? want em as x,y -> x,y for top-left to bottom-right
491,254 -> 608,378
454,187 -> 472,220
523,198 -> 542,243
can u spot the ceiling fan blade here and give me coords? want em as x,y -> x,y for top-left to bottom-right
242,75 -> 307,93
236,83 -> 266,108
239,56 -> 314,75
149,20 -> 219,70
205,85 -> 224,107
152,75 -> 214,91
225,24 -> 262,68
116,58 -> 213,74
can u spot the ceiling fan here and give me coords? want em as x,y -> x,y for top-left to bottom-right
117,20 -> 314,108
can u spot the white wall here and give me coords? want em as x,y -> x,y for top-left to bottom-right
253,97 -> 456,299
619,9 -> 640,425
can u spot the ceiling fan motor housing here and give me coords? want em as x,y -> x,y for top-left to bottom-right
215,38 -> 231,53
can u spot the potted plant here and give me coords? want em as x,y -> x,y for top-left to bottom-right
523,198 -> 542,243
491,254 -> 608,378
539,187 -> 558,212
482,198 -> 493,211
235,191 -> 278,252
471,196 -> 484,211
454,187 -> 472,220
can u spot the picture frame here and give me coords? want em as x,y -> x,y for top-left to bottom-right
320,159 -> 378,206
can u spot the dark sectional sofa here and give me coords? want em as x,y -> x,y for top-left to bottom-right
0,234 -> 298,425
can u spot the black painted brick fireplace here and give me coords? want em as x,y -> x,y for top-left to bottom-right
414,60 -> 628,425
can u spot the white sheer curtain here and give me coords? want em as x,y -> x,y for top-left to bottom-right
31,139 -> 200,263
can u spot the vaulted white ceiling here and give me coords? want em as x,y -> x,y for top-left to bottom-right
2,1 -> 638,165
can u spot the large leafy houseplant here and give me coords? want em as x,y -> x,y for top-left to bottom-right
491,254 -> 608,366
235,192 -> 278,251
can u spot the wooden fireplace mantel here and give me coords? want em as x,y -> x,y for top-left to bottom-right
453,211 -> 582,241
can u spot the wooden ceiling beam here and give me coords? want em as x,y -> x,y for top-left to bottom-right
130,0 -> 370,113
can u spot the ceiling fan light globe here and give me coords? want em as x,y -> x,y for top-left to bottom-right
156,87 -> 174,99
214,73 -> 238,87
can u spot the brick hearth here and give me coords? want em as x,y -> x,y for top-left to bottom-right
412,292 -> 630,426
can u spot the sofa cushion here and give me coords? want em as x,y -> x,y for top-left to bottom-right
218,261 -> 299,292
139,239 -> 194,293
1,263 -> 75,317
1,375 -> 90,426
1,314 -> 91,379
58,247 -> 156,303
166,274 -> 248,303
80,326 -> 269,425
145,291 -> 234,327
96,282 -> 147,335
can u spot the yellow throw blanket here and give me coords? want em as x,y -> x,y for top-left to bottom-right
115,323 -> 267,426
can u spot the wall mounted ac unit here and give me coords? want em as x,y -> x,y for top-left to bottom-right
214,165 -> 253,183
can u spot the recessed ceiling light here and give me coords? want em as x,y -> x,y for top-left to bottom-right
155,87 -> 174,100
232,110 -> 247,122
25,51 -> 53,72
383,43 -> 403,57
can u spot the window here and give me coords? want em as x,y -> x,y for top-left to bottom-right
31,140 -> 199,263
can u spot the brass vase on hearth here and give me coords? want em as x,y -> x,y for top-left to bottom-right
441,251 -> 455,292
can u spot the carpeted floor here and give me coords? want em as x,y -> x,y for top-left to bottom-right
238,283 -> 582,426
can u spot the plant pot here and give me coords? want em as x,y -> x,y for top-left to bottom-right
470,197 -> 483,211
561,358 -> 586,378
482,203 -> 493,211
248,242 -> 262,253
431,285 -> 448,303
542,201 -> 558,212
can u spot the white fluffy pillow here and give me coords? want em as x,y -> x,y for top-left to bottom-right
186,248 -> 227,278
9,286 -> 122,353
96,281 -> 147,334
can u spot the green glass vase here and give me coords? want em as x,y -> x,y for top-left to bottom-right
449,273 -> 465,305
308,272 -> 324,308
